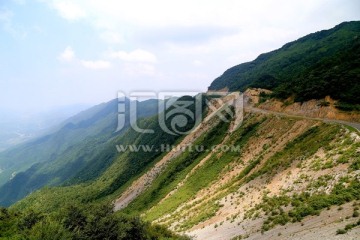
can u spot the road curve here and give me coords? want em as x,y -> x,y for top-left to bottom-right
246,107 -> 360,132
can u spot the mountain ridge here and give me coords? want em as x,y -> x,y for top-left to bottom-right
0,97 -> 161,206
208,21 -> 360,106
1,21 -> 360,239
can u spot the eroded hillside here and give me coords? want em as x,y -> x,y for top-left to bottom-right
117,92 -> 360,240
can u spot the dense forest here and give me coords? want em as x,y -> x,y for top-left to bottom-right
209,21 -> 360,108
0,203 -> 189,240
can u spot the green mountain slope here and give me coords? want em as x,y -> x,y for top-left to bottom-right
13,99 -> 360,239
120,110 -> 360,239
0,203 -> 190,240
209,21 -> 360,104
1,21 -> 360,239
0,99 -> 118,185
0,98 -> 160,206
10,95 -> 205,212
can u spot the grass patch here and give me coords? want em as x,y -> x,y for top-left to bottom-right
252,176 -> 360,231
246,124 -> 339,181
124,117 -> 231,218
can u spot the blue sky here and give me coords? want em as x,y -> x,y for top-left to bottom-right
0,0 -> 359,113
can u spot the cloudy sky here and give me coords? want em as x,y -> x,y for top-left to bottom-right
0,0 -> 359,113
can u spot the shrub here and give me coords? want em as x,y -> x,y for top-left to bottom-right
319,101 -> 330,107
336,229 -> 347,235
353,211 -> 359,218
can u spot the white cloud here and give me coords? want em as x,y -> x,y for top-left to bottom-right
123,63 -> 156,76
108,49 -> 157,63
52,1 -> 86,21
58,46 -> 75,62
58,46 -> 111,70
107,48 -> 158,75
42,0 -> 359,94
100,31 -> 124,44
44,0 -> 359,69
44,0 -> 329,28
81,60 -> 111,70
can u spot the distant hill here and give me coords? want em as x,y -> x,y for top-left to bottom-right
8,95 -> 204,209
0,98 -> 160,206
0,104 -> 90,152
209,21 -> 360,105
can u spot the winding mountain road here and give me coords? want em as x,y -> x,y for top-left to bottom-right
246,106 -> 360,132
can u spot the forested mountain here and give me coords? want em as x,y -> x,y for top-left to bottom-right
209,21 -> 360,106
0,98 -> 161,206
1,22 -> 360,240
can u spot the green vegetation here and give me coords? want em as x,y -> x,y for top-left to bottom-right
209,21 -> 360,106
248,176 -> 360,231
258,91 -> 272,104
306,175 -> 333,191
0,99 -> 160,206
335,102 -> 360,111
125,115 -> 231,219
336,228 -> 347,235
318,101 -> 330,107
4,100 -> 358,237
124,115 -> 265,230
246,124 -> 338,181
336,219 -> 360,235
14,106 -> 355,236
0,203 -> 189,240
11,96 -> 206,213
1,22 -> 359,238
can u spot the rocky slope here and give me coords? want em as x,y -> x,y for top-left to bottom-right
116,92 -> 360,240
